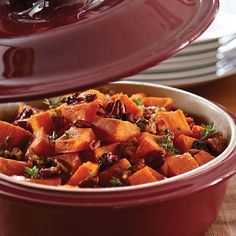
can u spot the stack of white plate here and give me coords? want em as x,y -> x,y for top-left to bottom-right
127,0 -> 236,87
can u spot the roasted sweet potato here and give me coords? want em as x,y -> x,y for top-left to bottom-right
194,150 -> 214,166
98,158 -> 131,187
128,166 -> 165,185
79,89 -> 108,108
67,161 -> 99,186
143,97 -> 173,111
57,101 -> 99,124
0,121 -> 32,149
111,93 -> 143,119
174,134 -> 197,153
161,153 -> 199,177
93,117 -> 140,142
52,153 -> 82,174
156,109 -> 191,136
27,128 -> 55,157
191,125 -> 205,139
130,93 -> 146,101
134,132 -> 166,163
27,110 -> 56,134
0,157 -> 31,176
55,127 -> 96,154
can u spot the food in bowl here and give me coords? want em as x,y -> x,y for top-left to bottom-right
0,88 -> 228,188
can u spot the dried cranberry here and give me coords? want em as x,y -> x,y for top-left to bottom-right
85,94 -> 97,103
192,140 -> 210,152
98,152 -> 119,172
13,120 -> 28,130
17,107 -> 35,120
65,93 -> 84,105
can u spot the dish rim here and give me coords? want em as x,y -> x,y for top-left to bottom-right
0,81 -> 235,194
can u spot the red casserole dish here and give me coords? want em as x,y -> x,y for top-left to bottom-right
0,82 -> 235,236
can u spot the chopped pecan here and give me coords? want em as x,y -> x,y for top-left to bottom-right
105,100 -> 128,120
130,159 -> 145,173
206,135 -> 228,156
39,166 -> 61,178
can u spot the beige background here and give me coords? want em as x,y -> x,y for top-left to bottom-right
187,75 -> 236,235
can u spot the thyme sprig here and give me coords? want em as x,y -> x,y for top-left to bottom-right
201,122 -> 217,139
159,133 -> 180,154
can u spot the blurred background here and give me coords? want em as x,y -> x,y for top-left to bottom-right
123,0 -> 236,119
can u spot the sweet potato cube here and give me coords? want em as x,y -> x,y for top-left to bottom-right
174,134 -> 197,153
79,89 -> 108,108
55,127 -> 96,154
156,109 -> 191,136
0,157 -> 31,176
111,93 -> 143,119
94,143 -> 119,161
0,121 -> 32,149
98,158 -> 131,187
163,153 -> 199,177
194,150 -> 214,166
52,153 -> 82,174
128,166 -> 165,185
130,93 -> 146,101
143,97 -> 173,111
191,125 -> 205,139
134,132 -> 166,163
28,128 -> 54,156
27,110 -> 56,134
93,117 -> 140,142
67,161 -> 99,186
57,101 -> 99,124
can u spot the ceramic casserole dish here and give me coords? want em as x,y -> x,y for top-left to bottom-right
0,81 -> 235,236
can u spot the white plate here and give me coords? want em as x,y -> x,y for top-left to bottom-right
130,64 -> 218,81
133,68 -> 236,88
176,41 -> 220,55
164,50 -> 217,63
147,56 -> 218,72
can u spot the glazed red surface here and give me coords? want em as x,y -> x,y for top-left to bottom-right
0,0 -> 219,102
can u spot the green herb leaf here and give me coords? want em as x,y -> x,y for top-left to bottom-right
160,133 -> 180,154
43,96 -> 66,109
201,122 -> 217,139
24,166 -> 39,179
0,150 -> 6,157
133,98 -> 143,107
64,130 -> 70,139
109,177 -> 122,186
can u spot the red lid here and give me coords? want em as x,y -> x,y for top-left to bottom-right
0,0 -> 219,102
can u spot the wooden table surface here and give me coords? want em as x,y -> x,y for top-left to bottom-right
186,74 -> 236,236
187,74 -> 236,115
